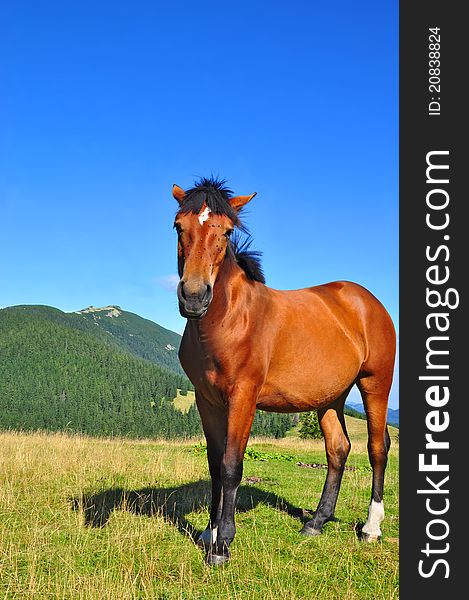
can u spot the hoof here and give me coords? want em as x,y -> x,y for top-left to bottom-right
196,528 -> 216,551
205,552 -> 230,566
196,537 -> 208,551
360,531 -> 381,543
300,524 -> 322,537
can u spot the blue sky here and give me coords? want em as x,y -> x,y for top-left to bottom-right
1,1 -> 398,406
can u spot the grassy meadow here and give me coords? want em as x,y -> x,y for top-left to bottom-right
0,418 -> 399,599
173,390 -> 196,414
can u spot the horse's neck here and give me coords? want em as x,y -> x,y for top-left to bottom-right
189,258 -> 257,338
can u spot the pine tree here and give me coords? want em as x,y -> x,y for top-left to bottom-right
298,411 -> 323,439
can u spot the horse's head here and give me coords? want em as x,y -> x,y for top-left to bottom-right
172,178 -> 256,319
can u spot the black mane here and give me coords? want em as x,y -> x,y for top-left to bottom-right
179,176 -> 241,226
230,233 -> 265,284
179,176 -> 265,284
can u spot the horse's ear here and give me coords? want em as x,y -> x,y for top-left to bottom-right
229,192 -> 257,211
172,184 -> 186,204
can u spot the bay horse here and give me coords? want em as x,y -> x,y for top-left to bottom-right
172,177 -> 396,565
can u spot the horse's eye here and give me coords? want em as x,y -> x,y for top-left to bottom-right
225,230 -> 233,239
174,224 -> 183,235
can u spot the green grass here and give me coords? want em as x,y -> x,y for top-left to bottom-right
0,420 -> 399,599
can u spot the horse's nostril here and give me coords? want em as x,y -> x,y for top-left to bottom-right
178,281 -> 187,301
204,284 -> 212,303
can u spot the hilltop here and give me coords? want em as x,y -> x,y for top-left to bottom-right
72,304 -> 184,375
72,305 -> 184,375
1,304 -> 183,374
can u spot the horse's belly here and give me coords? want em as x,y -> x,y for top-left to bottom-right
257,346 -> 361,412
257,381 -> 354,412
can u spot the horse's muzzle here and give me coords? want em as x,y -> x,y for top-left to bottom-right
177,281 -> 213,319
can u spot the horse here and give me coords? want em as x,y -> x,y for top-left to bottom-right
171,177 -> 396,565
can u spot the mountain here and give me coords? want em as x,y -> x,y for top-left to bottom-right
0,304 -> 183,374
346,401 -> 400,427
386,408 -> 400,427
346,402 -> 366,414
72,305 -> 184,375
0,305 -> 198,438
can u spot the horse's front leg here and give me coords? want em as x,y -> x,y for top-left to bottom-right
194,392 -> 227,551
206,388 -> 257,566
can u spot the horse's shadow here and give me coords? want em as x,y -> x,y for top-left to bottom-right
71,480 -> 314,542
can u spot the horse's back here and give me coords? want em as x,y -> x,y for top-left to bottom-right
270,279 -> 394,353
315,281 -> 397,395
300,280 -> 395,349
299,280 -> 396,379
257,281 -> 395,411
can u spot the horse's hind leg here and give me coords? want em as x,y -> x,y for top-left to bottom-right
357,374 -> 392,542
301,392 -> 351,536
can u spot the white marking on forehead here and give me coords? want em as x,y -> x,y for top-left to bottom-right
198,206 -> 211,225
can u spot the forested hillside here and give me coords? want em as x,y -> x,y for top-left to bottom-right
0,306 -> 199,437
74,305 -> 184,375
0,306 -> 294,439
